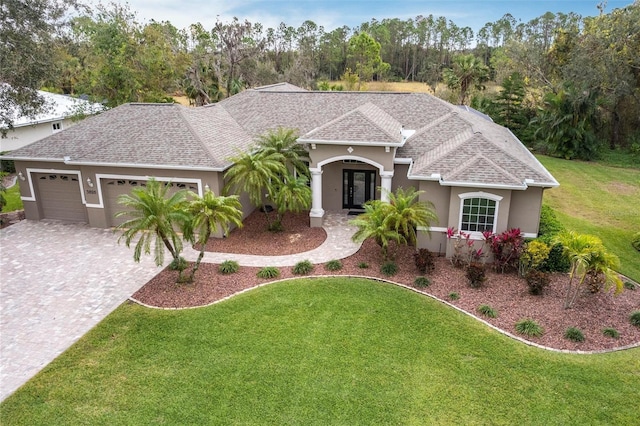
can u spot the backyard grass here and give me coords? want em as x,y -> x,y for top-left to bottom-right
538,155 -> 640,281
1,278 -> 638,425
1,183 -> 22,213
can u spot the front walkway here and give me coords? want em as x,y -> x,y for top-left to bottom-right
0,212 -> 360,402
183,211 -> 362,267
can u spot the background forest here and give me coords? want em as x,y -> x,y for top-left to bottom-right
1,0 -> 639,161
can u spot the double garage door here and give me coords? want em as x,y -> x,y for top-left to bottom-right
34,173 -> 87,222
103,179 -> 198,227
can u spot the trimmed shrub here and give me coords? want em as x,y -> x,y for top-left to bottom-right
448,292 -> 460,301
414,248 -> 435,274
538,204 -> 565,240
257,266 -> 280,279
602,327 -> 620,339
632,232 -> 640,252
325,259 -> 343,271
292,260 -> 314,275
564,327 -> 585,342
515,319 -> 543,337
525,270 -> 551,295
380,261 -> 398,276
478,304 -> 497,318
414,276 -> 431,288
358,262 -> 369,269
466,262 -> 486,288
539,243 -> 571,273
519,240 -> 551,277
218,260 -> 239,274
630,311 -> 640,328
168,256 -> 188,272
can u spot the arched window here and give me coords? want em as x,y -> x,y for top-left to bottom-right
458,192 -> 502,234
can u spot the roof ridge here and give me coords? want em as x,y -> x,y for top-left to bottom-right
176,106 -> 222,164
412,111 -> 456,137
447,151 -> 521,185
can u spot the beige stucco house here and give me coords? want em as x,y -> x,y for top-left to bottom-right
2,83 -> 558,255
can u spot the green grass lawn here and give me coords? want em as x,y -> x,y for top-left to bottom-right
1,183 -> 22,213
538,155 -> 640,281
2,278 -> 638,425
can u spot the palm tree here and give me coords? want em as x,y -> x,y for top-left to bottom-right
116,179 -> 190,279
272,173 -> 311,231
255,127 -> 309,179
224,150 -> 287,209
350,200 -> 405,260
185,189 -> 243,282
555,231 -> 623,309
442,54 -> 489,105
385,187 -> 439,246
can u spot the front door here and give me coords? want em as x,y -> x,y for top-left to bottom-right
343,170 -> 376,209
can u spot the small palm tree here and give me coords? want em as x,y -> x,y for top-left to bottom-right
255,127 -> 309,179
116,179 -> 190,279
271,173 -> 311,231
555,231 -> 623,309
224,150 -> 287,209
351,200 -> 405,260
385,187 -> 439,246
185,189 -> 243,282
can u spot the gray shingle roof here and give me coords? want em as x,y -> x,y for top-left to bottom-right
4,86 -> 557,188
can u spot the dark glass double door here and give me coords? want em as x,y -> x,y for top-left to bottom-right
343,170 -> 376,209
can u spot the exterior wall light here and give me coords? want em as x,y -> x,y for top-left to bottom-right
18,172 -> 26,181
86,178 -> 94,188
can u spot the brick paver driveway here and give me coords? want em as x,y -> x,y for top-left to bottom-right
0,220 -> 160,401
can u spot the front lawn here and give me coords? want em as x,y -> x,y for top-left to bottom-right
2,278 -> 638,424
538,155 -> 640,281
1,183 -> 22,213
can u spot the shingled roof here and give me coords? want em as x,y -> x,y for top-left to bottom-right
4,84 -> 557,188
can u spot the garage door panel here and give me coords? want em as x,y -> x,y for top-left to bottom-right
35,173 -> 87,222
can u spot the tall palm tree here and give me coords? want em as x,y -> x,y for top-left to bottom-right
351,200 -> 405,260
272,173 -> 311,231
385,187 -> 439,246
442,54 -> 489,105
115,179 -> 190,278
555,231 -> 623,309
224,150 -> 287,208
186,189 -> 243,282
256,127 -> 309,179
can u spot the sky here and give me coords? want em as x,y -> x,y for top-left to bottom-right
100,0 -> 634,33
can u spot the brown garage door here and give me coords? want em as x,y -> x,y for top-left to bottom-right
103,179 -> 198,227
35,173 -> 87,222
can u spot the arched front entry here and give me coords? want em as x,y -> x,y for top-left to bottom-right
309,155 -> 394,227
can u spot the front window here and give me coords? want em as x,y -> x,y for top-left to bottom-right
460,197 -> 497,233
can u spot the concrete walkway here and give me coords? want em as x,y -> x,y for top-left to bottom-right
0,212 -> 360,402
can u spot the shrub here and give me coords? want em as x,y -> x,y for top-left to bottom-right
519,240 -> 551,277
624,281 -> 637,290
631,311 -> 640,328
292,260 -> 314,275
602,328 -> 620,339
414,276 -> 431,288
539,243 -> 571,273
564,327 -> 585,342
448,292 -> 460,301
515,319 -> 543,337
414,248 -> 435,274
478,304 -> 497,318
380,261 -> 398,276
168,256 -> 188,271
632,232 -> 640,252
525,270 -> 551,295
257,266 -> 280,279
218,260 -> 239,274
489,228 -> 524,273
466,262 -> 486,288
358,262 -> 369,269
325,259 -> 343,271
538,204 -> 565,240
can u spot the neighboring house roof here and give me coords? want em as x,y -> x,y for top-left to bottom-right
4,85 -> 558,189
8,90 -> 104,128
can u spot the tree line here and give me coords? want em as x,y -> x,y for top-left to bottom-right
2,0 -> 639,159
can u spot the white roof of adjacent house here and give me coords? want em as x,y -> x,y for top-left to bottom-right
10,90 -> 105,127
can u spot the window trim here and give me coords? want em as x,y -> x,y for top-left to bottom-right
52,121 -> 63,132
458,192 -> 502,238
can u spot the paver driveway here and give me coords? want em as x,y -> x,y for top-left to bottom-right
0,220 -> 160,402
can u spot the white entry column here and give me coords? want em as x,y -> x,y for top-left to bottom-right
309,168 -> 324,227
380,171 -> 394,202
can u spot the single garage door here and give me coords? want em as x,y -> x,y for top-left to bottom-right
103,179 -> 198,227
35,173 -> 87,222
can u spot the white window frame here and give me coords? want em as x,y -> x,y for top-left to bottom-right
458,192 -> 503,238
52,121 -> 63,133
